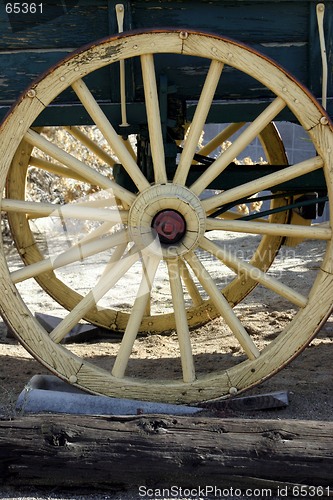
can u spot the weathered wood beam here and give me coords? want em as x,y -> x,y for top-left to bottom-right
0,415 -> 332,491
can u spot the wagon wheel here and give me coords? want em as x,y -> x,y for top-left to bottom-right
6,121 -> 289,333
1,30 -> 332,403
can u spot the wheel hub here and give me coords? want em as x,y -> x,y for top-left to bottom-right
128,184 -> 206,259
152,210 -> 186,244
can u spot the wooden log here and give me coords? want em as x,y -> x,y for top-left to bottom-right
0,414 -> 333,491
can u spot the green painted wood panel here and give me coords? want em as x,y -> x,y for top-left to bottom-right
0,0 -> 332,125
131,0 -> 309,43
0,1 -> 110,49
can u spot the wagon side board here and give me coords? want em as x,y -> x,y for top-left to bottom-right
0,0 -> 333,126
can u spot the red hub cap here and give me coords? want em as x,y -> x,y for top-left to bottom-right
152,210 -> 186,244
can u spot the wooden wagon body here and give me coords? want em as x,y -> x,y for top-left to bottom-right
0,1 -> 333,404
1,0 -> 332,127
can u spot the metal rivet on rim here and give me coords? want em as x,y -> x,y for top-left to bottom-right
321,116 -> 329,125
69,375 -> 77,384
228,53 -> 233,58
327,148 -> 332,153
75,66 -> 79,72
148,322 -> 153,326
212,47 -> 217,53
60,76 -> 65,82
133,45 -> 138,49
179,31 -> 188,39
229,387 -> 238,395
27,89 -> 36,98
295,99 -> 299,104
282,87 -> 287,92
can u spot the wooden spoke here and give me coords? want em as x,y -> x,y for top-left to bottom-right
72,196 -> 119,209
140,54 -> 167,184
173,60 -> 224,185
112,255 -> 160,379
11,230 -> 128,284
202,155 -> 325,213
144,295 -> 151,317
49,245 -> 141,344
71,79 -> 149,192
64,126 -> 116,167
97,241 -> 128,283
29,156 -> 89,183
206,218 -> 332,240
24,128 -> 136,206
179,258 -> 203,307
192,122 -> 246,163
167,259 -> 196,383
70,222 -> 116,250
209,209 -> 269,223
190,97 -> 286,196
200,237 -> 308,308
121,136 -> 137,162
184,251 -> 260,360
1,198 -> 128,224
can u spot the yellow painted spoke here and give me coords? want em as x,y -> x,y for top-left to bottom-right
29,156 -> 88,183
64,126 -> 116,167
49,245 -> 141,344
190,97 -> 286,196
1,198 -> 128,224
71,222 -> 115,250
97,241 -> 128,283
71,79 -> 149,192
200,237 -> 308,308
173,60 -> 224,185
11,229 -> 129,284
202,155 -> 324,213
192,122 -> 246,163
209,209 -> 269,223
144,295 -> 151,316
24,128 -> 135,206
112,254 -> 160,379
121,136 -> 137,162
140,54 -> 167,184
206,217 -> 332,240
184,251 -> 260,361
167,259 -> 196,383
179,258 -> 203,307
